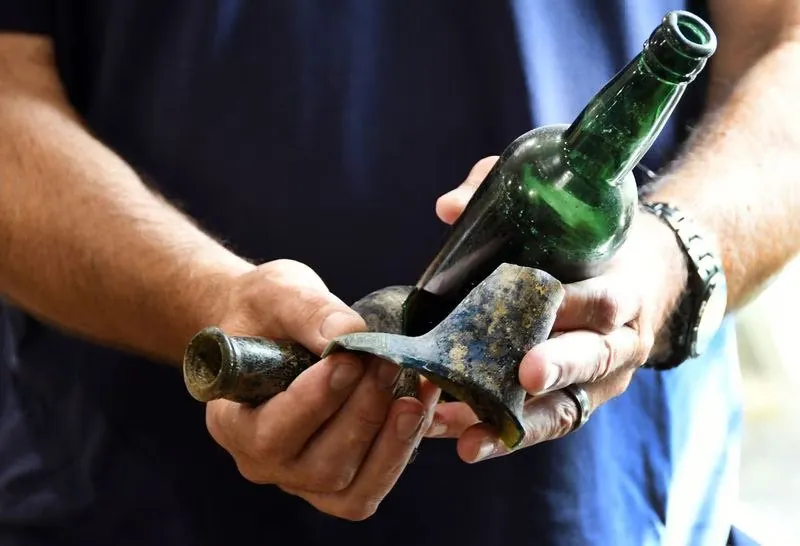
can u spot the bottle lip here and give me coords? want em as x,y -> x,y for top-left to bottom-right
183,326 -> 237,402
663,10 -> 717,60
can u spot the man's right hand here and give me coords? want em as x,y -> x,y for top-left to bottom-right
0,34 -> 436,518
205,259 -> 439,521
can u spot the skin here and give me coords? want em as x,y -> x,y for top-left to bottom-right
428,0 -> 800,463
0,35 -> 438,521
0,0 -> 798,521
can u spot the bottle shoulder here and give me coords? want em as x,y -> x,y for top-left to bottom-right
498,123 -> 637,198
489,124 -> 638,271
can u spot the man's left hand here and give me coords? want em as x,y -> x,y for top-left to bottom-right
425,157 -> 688,463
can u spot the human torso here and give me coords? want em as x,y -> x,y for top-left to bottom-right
0,2 -> 740,545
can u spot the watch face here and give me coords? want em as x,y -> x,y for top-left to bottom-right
694,275 -> 729,356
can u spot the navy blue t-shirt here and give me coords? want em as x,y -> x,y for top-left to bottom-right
0,2 -> 744,545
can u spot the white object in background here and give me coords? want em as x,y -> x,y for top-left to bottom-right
735,255 -> 800,390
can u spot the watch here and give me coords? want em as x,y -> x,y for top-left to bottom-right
639,201 -> 728,370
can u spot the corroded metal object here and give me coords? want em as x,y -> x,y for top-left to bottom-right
183,285 -> 419,405
324,263 -> 564,449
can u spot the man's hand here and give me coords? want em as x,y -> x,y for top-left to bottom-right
0,35 -> 440,520
425,158 -> 687,463
206,259 -> 439,520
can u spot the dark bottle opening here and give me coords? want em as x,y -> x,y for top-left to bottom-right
184,327 -> 238,402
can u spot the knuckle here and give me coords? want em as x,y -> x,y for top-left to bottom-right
551,395 -> 580,438
593,336 -> 616,380
286,376 -> 339,416
316,472 -> 355,494
265,259 -> 325,287
336,498 -> 381,522
284,377 -> 327,410
265,258 -> 305,273
637,331 -> 655,366
205,402 -> 242,454
205,404 -> 278,485
351,406 -> 389,435
634,349 -> 650,369
304,460 -> 356,493
590,288 -> 620,332
236,459 -> 273,486
204,406 -> 226,446
250,427 -> 279,461
525,395 -> 577,443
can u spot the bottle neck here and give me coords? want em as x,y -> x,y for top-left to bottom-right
562,11 -> 715,186
562,56 -> 686,186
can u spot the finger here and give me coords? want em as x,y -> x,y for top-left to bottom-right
519,327 -> 647,395
552,277 -> 641,334
424,401 -> 480,438
259,259 -> 332,291
291,357 -> 401,492
295,395 -> 433,521
456,371 -> 633,463
435,156 -> 499,225
271,287 -> 367,355
228,261 -> 366,355
411,376 -> 445,434
206,352 -> 366,480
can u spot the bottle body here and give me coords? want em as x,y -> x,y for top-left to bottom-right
403,125 -> 638,336
403,10 -> 716,336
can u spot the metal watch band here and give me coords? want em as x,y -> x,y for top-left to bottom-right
639,201 -> 724,369
641,202 -> 722,284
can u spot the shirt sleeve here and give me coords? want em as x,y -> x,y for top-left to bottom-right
0,0 -> 52,35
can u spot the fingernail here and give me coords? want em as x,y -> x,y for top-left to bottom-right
377,361 -> 401,389
320,311 -> 360,340
427,421 -> 448,437
330,359 -> 361,390
471,439 -> 497,463
543,364 -> 562,392
396,413 -> 424,441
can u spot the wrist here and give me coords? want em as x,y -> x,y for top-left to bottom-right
639,200 -> 729,369
644,211 -> 689,359
626,210 -> 689,328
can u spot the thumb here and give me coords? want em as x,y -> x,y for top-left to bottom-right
273,288 -> 367,355
436,156 -> 499,225
228,260 -> 367,355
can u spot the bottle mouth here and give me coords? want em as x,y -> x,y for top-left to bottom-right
664,11 -> 717,59
183,326 -> 235,402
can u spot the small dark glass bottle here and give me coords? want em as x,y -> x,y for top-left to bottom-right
403,10 -> 717,336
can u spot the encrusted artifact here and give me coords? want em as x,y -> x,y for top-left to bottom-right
184,264 -> 563,448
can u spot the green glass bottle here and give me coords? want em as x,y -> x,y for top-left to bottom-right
403,10 -> 717,336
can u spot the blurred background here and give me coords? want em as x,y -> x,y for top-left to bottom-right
735,255 -> 800,544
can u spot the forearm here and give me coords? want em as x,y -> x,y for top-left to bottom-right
647,33 -> 800,310
0,38 -> 253,363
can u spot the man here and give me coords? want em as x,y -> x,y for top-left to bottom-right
0,0 -> 796,544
